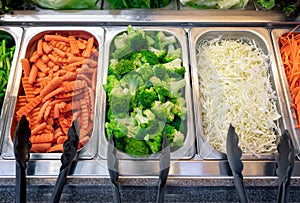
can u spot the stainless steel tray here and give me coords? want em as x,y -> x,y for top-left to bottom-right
1,27 -> 104,160
271,28 -> 300,159
98,26 -> 195,160
0,27 -> 23,155
189,27 -> 289,160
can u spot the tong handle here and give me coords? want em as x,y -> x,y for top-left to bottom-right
50,168 -> 69,203
15,163 -> 26,203
14,115 -> 31,203
156,133 -> 170,203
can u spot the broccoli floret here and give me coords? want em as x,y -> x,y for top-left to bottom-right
136,63 -> 154,81
127,27 -> 150,52
112,46 -> 132,59
144,133 -> 163,154
155,31 -> 177,50
151,101 -> 175,123
149,76 -> 171,102
136,87 -> 158,108
103,75 -> 120,93
133,108 -> 155,128
150,76 -> 185,101
125,138 -> 151,157
170,116 -> 186,132
172,97 -> 188,120
163,44 -> 182,63
153,64 -> 171,81
149,47 -> 167,60
109,87 -> 132,116
120,72 -> 144,96
169,78 -> 186,98
105,119 -> 128,139
114,117 -> 138,138
146,35 -> 155,46
114,33 -> 129,50
130,50 -> 159,65
163,58 -> 186,77
114,137 -> 127,152
108,59 -> 136,77
164,124 -> 184,147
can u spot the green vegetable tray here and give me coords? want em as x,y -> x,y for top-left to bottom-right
0,27 -> 23,155
98,26 -> 196,160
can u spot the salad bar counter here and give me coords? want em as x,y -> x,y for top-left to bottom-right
1,3 -> 300,202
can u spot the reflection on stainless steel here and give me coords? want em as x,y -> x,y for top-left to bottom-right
189,27 -> 289,160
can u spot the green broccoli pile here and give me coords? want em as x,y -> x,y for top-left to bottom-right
104,25 -> 187,157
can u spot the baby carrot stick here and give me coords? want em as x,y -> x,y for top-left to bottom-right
28,64 -> 38,84
42,87 -> 65,103
53,47 -> 66,58
82,37 -> 94,58
68,36 -> 79,55
21,58 -> 30,77
37,39 -> 43,56
44,34 -> 69,42
57,136 -> 68,144
46,144 -> 64,152
31,122 -> 47,135
30,143 -> 52,152
42,41 -> 52,54
40,76 -> 64,97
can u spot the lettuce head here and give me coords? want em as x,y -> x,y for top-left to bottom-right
32,0 -> 99,9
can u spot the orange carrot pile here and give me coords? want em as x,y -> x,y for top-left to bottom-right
279,26 -> 300,128
15,32 -> 99,153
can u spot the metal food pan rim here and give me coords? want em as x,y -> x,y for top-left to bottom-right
1,27 -> 105,160
189,27 -> 287,160
98,26 -> 195,160
0,27 -> 24,156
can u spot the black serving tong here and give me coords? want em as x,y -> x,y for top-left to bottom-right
276,130 -> 295,203
107,133 -> 170,203
156,133 -> 170,203
50,120 -> 79,203
107,133 -> 121,203
226,124 -> 248,203
14,115 -> 31,203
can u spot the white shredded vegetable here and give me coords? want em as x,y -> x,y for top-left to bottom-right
196,36 -> 281,156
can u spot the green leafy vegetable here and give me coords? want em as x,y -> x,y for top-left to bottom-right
256,0 -> 275,10
104,26 -> 187,157
0,39 -> 15,112
31,0 -> 99,9
180,0 -> 249,9
106,0 -> 171,9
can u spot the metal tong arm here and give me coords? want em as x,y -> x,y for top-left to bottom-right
107,133 -> 121,203
276,130 -> 295,203
156,133 -> 170,203
14,115 -> 31,203
50,120 -> 79,203
226,124 -> 248,203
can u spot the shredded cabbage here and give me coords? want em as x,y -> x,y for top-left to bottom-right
196,36 -> 281,156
